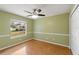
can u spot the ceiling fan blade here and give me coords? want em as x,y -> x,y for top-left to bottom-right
33,9 -> 37,14
34,9 -> 37,12
27,15 -> 32,17
37,9 -> 42,13
38,14 -> 45,16
24,10 -> 32,14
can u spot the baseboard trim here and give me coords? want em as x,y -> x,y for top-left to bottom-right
0,38 -> 32,51
70,4 -> 79,16
11,34 -> 26,39
70,48 -> 74,55
0,34 -> 9,37
70,48 -> 79,55
33,38 -> 70,48
0,38 -> 70,51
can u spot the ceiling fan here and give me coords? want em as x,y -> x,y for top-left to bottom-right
24,9 -> 45,18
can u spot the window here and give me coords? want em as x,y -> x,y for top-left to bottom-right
10,19 -> 27,38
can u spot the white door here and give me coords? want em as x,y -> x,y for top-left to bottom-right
70,5 -> 79,55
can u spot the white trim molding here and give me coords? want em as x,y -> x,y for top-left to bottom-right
70,4 -> 79,16
34,32 -> 69,36
27,32 -> 33,34
0,34 -> 9,38
11,34 -> 26,39
69,4 -> 79,55
34,39 -> 70,48
0,39 -> 32,50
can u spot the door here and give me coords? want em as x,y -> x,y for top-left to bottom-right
70,5 -> 79,55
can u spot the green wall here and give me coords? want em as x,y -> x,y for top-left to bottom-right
0,11 -> 33,49
0,11 -> 69,49
33,13 -> 69,46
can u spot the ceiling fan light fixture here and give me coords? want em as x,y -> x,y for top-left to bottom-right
31,15 -> 39,19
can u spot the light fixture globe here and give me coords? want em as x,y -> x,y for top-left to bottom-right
31,15 -> 39,19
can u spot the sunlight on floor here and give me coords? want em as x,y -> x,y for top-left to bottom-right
11,46 -> 27,55
0,40 -> 72,55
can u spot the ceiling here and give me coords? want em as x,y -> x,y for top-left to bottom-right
0,4 -> 73,19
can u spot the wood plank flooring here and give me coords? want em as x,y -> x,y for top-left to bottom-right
0,39 -> 72,55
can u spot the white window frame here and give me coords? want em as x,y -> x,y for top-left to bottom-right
10,19 -> 27,39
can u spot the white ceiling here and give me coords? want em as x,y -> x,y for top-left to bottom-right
0,4 -> 73,19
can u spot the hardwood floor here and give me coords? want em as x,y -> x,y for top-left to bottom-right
0,39 -> 72,55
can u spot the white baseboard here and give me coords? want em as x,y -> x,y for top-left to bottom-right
33,38 -> 70,48
70,49 -> 75,55
11,34 -> 26,39
0,34 -> 9,37
0,38 -> 70,51
0,38 -> 32,51
70,48 -> 79,55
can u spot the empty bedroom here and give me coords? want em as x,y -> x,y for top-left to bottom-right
0,4 -> 79,55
